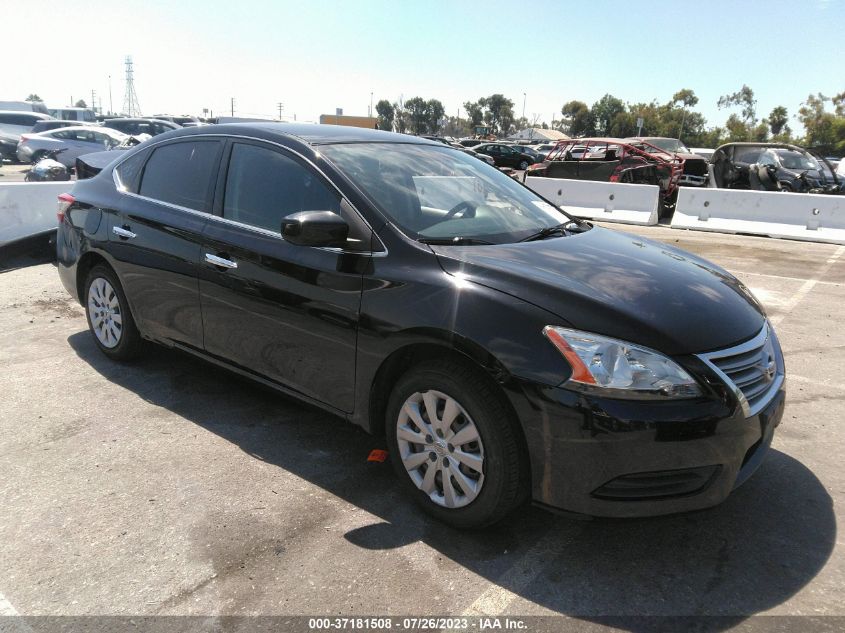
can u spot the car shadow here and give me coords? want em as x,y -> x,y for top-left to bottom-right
0,231 -> 56,272
68,331 -> 836,629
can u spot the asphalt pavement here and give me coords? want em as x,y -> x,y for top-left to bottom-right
0,226 -> 843,632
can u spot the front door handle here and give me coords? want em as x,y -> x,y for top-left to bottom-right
112,226 -> 136,239
205,253 -> 238,269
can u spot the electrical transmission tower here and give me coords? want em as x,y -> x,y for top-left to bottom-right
122,56 -> 141,117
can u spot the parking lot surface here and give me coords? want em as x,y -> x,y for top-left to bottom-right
0,163 -> 30,182
0,226 -> 843,629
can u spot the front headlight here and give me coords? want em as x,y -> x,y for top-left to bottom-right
543,326 -> 702,400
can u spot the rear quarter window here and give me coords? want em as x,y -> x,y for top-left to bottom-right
138,141 -> 222,212
113,149 -> 150,193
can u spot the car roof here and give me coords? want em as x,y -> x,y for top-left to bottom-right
43,125 -> 125,135
715,142 -> 806,152
0,110 -> 54,118
107,117 -> 177,123
156,123 -> 439,146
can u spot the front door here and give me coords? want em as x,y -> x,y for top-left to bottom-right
199,141 -> 368,412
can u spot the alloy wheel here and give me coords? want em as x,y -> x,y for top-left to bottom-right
396,390 -> 485,508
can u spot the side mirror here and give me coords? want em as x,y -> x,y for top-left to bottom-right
281,210 -> 349,248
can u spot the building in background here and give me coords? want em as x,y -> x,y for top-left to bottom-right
319,114 -> 377,129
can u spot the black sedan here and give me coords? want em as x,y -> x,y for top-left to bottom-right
472,142 -> 536,170
56,124 -> 785,527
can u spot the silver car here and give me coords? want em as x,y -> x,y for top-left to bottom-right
17,126 -> 127,166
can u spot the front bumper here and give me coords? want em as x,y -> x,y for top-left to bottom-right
511,378 -> 785,518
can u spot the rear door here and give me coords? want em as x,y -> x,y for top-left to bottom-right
108,138 -> 223,349
198,140 -> 370,412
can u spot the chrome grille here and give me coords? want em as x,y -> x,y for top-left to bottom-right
697,323 -> 783,418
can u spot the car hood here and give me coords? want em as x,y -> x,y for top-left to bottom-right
431,226 -> 765,356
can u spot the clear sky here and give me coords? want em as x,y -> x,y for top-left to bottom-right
4,0 -> 843,130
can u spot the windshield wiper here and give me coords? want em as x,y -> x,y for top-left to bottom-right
519,221 -> 583,242
418,237 -> 495,245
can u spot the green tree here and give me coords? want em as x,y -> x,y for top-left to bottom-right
560,100 -> 592,137
591,94 -> 625,135
798,93 -> 836,147
672,89 -> 699,141
74,99 -> 87,108
25,94 -> 42,102
392,98 -> 409,134
766,106 -> 790,138
718,85 -> 757,139
426,99 -> 445,134
672,89 -> 699,109
483,94 -> 515,136
375,99 -> 394,131
463,101 -> 484,128
724,114 -> 749,142
404,97 -> 428,135
833,92 -> 845,117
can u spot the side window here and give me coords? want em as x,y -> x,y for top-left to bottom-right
139,141 -> 222,212
223,143 -> 341,233
51,130 -> 70,140
114,149 -> 149,193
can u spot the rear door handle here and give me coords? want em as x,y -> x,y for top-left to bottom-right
205,253 -> 238,269
112,226 -> 136,239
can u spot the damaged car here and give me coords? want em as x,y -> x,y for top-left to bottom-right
523,137 -> 685,216
711,142 -> 842,194
625,137 -> 711,188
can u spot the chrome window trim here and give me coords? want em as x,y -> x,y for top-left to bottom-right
697,322 -> 784,418
110,132 -> 387,256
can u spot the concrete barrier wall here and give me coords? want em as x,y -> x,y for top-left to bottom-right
524,177 -> 659,226
671,187 -> 845,245
0,182 -> 70,248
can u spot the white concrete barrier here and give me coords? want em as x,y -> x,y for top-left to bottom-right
671,187 -> 845,245
525,177 -> 659,225
0,182 -> 70,248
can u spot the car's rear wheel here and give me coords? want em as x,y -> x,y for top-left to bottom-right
778,181 -> 794,192
518,160 -> 529,170
84,265 -> 142,360
386,359 -> 527,528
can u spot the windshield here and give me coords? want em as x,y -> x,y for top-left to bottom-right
320,143 -> 572,244
775,150 -> 819,171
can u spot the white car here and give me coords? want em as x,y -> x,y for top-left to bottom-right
17,126 -> 127,167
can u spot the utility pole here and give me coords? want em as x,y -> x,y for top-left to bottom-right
369,92 -> 373,118
231,97 -> 235,117
108,75 -> 113,115
277,102 -> 284,120
522,93 -> 526,120
91,89 -> 97,114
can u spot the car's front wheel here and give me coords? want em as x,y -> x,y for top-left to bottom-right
84,264 -> 142,360
386,359 -> 527,528
518,160 -> 529,170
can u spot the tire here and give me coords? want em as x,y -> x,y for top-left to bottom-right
518,160 -> 529,171
84,264 -> 142,361
30,150 -> 48,164
778,182 -> 793,192
386,358 -> 528,528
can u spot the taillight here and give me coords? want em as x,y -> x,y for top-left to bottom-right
57,193 -> 74,223
19,134 -> 31,143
